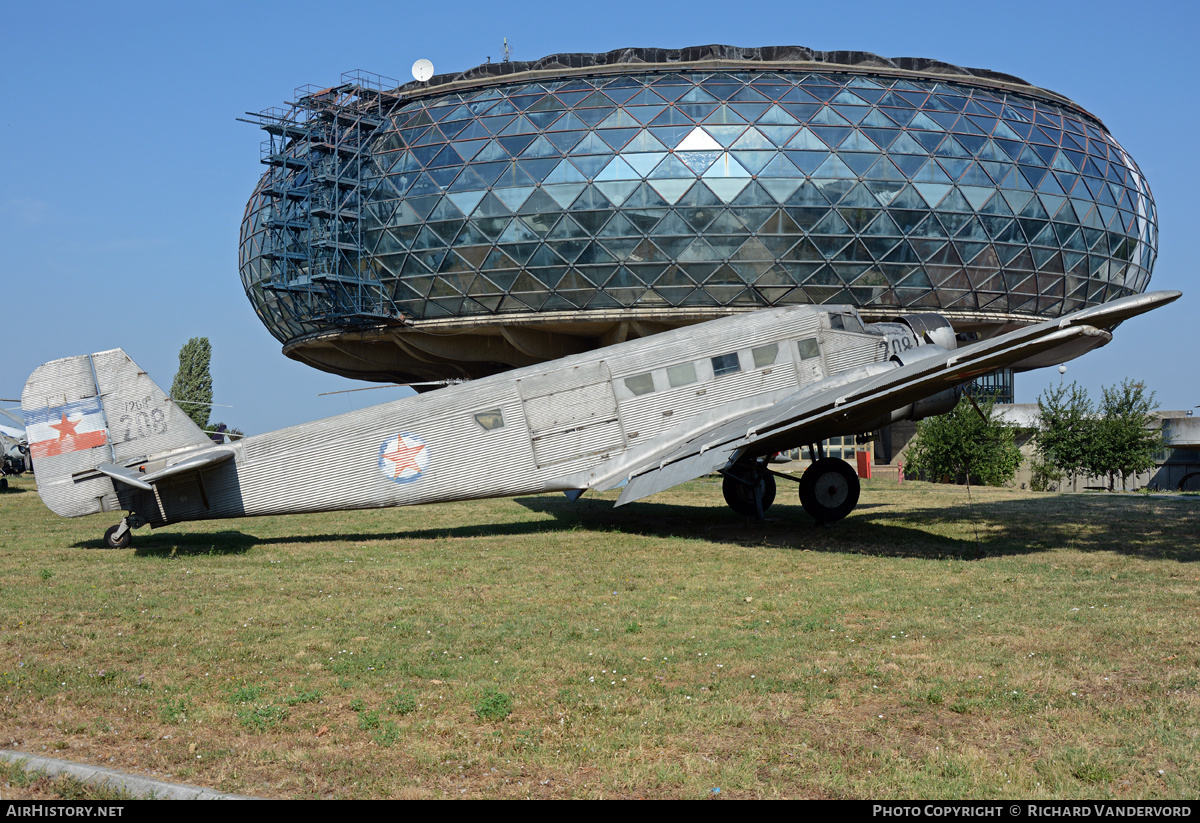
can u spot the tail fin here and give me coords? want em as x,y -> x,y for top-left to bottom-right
22,348 -> 212,518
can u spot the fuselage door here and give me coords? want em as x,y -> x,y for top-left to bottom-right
517,361 -> 626,468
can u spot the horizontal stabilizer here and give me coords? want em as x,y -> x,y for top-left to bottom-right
98,446 -> 236,490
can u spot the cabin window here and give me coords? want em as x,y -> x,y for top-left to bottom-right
751,343 -> 779,368
829,313 -> 864,332
666,362 -> 697,388
473,410 -> 505,431
624,373 -> 655,396
711,352 -> 741,377
798,338 -> 820,360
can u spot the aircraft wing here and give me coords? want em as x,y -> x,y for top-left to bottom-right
594,289 -> 1180,506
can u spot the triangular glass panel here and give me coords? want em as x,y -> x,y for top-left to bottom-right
492,186 -> 534,212
542,182 -> 588,208
568,132 -> 611,156
812,154 -> 857,179
595,156 -> 639,182
676,126 -> 722,151
959,185 -> 995,211
782,126 -> 825,150
595,179 -> 640,206
887,184 -> 927,211
836,130 -> 875,152
569,154 -> 611,179
702,104 -> 749,127
702,153 -> 751,179
597,213 -> 641,238
809,126 -> 851,147
727,127 -> 771,151
888,132 -> 927,156
624,182 -> 670,210
543,129 -> 585,153
758,177 -> 801,203
492,162 -> 538,189
543,158 -> 588,184
648,124 -> 696,149
754,125 -> 797,146
517,135 -> 561,159
937,187 -> 971,214
809,105 -> 851,127
757,104 -> 799,126
647,178 -> 696,205
597,128 -> 640,151
703,177 -> 752,203
911,182 -> 950,207
776,151 -> 822,175
648,153 -> 694,179
624,130 -> 668,152
840,152 -> 878,176
678,150 -> 722,174
837,182 -> 880,209
570,185 -> 615,213
726,150 -> 770,175
624,152 -> 667,177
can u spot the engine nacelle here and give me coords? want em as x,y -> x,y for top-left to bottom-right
898,313 -> 956,351
887,386 -> 964,425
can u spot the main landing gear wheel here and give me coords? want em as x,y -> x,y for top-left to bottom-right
722,465 -> 776,519
799,458 -> 860,524
104,522 -> 132,549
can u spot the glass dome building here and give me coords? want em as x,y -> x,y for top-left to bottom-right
240,46 -> 1157,384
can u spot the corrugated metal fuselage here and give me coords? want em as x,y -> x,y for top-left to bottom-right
125,304 -> 890,526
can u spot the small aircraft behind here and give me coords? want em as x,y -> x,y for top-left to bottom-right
0,406 -> 30,490
22,290 -> 1179,548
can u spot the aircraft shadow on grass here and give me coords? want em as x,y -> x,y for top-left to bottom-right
67,488 -> 1197,564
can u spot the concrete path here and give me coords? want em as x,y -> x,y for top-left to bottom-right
0,750 -> 256,800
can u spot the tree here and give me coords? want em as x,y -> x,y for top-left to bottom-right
1035,380 -> 1095,490
904,394 -> 1022,487
1035,379 -> 1163,491
1087,380 -> 1162,491
170,337 -> 212,431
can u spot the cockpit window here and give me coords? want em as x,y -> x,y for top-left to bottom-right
828,313 -> 864,332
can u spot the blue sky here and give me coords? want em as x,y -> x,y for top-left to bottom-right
3,0 -> 1196,434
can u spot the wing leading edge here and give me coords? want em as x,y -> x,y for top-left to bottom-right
594,290 -> 1180,507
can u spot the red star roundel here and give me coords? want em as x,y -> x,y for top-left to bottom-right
378,433 -> 430,484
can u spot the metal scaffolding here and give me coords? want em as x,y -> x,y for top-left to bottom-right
250,70 -> 399,327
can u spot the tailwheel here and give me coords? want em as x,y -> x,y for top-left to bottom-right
722,463 -> 776,519
798,458 -> 860,524
104,521 -> 132,549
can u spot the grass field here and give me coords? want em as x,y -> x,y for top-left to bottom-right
0,473 -> 1196,799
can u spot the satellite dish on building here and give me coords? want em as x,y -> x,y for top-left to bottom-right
412,59 -> 434,83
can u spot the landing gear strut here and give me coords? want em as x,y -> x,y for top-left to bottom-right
722,461 -> 776,519
798,458 -> 860,524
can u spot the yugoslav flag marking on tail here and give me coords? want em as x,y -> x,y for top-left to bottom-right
26,397 -> 109,459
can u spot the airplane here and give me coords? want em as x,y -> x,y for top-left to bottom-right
0,406 -> 29,490
21,290 -> 1180,548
